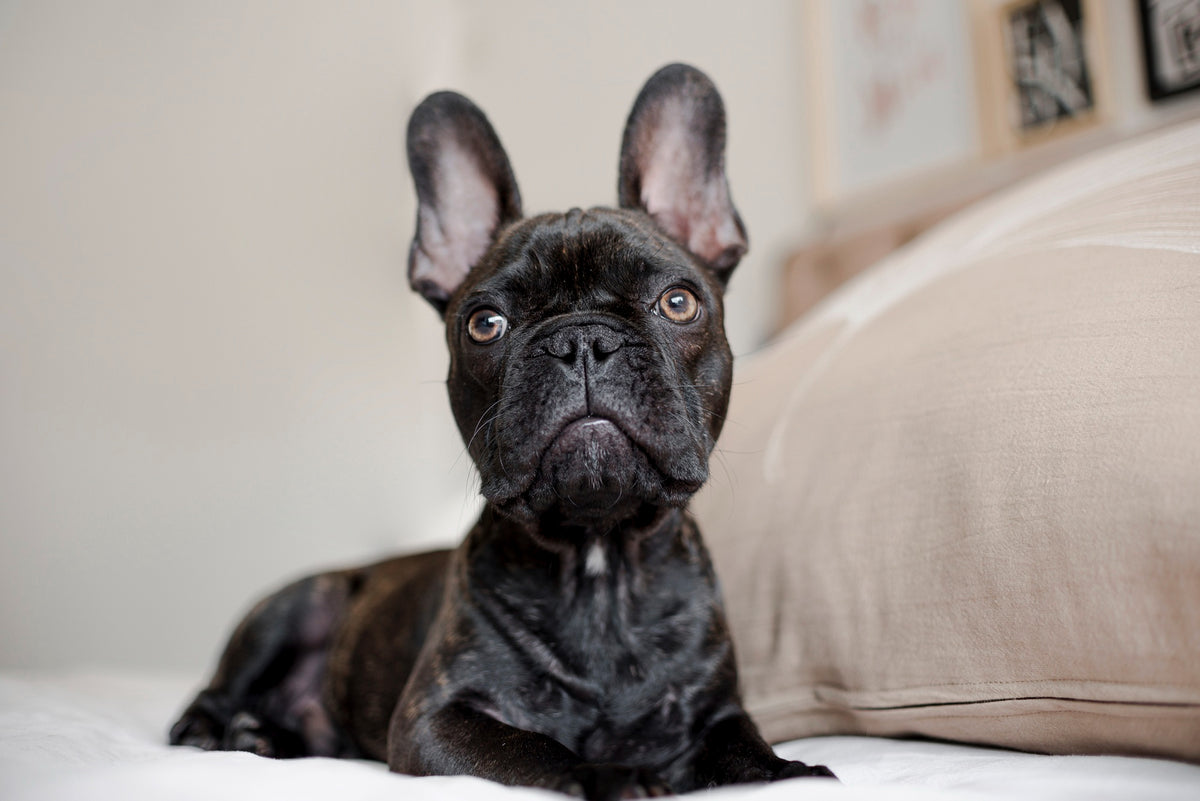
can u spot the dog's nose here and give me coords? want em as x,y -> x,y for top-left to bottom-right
543,324 -> 624,366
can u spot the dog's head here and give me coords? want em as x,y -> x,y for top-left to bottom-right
405,64 -> 746,530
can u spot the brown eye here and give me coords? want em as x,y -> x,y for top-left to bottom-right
656,287 -> 700,323
466,308 -> 507,344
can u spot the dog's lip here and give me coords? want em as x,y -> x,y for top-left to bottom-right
546,414 -> 703,491
487,411 -> 707,523
566,416 -> 620,433
484,417 -> 627,506
549,415 -> 628,450
485,413 -> 708,512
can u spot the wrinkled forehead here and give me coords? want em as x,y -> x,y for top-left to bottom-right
458,208 -> 713,316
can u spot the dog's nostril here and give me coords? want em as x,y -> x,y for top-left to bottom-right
592,339 -> 621,361
545,339 -> 577,362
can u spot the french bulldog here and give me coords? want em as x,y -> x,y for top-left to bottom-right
170,63 -> 835,799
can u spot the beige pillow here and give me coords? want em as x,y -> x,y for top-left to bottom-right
696,121 -> 1200,762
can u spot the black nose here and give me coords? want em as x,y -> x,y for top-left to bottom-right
543,323 -> 624,367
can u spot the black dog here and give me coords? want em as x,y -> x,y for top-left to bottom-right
170,63 -> 835,799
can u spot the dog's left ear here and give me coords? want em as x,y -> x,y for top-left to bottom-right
618,64 -> 747,282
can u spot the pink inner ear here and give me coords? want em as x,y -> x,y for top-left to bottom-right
637,100 -> 743,267
412,140 -> 501,298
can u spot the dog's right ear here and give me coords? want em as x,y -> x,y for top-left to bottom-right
407,92 -> 522,313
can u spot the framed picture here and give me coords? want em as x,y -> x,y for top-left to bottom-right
1138,0 -> 1200,100
972,0 -> 1111,152
805,0 -> 979,206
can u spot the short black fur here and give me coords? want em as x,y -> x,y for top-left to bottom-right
170,64 -> 835,800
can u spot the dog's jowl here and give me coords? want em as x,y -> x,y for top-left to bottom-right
170,64 -> 835,799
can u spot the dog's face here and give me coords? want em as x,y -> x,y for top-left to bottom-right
405,65 -> 747,529
444,208 -> 732,527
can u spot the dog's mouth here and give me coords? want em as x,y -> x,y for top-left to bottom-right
490,414 -> 706,527
543,416 -> 636,500
552,416 -> 628,455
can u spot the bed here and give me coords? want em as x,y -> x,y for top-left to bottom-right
4,97 -> 1199,801
2,670 -> 1197,801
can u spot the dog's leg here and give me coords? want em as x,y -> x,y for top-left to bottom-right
169,572 -> 356,758
392,701 -> 670,801
689,712 -> 836,787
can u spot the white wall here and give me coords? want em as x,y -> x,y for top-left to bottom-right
443,1 -> 813,353
0,1 -> 812,672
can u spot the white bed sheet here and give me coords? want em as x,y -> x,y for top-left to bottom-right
2,671 -> 1197,801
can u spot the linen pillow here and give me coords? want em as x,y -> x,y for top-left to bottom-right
695,120 -> 1200,762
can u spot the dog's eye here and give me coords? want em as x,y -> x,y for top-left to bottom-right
656,287 -> 701,324
466,308 -> 508,344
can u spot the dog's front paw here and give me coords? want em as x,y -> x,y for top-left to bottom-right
556,763 -> 672,801
169,705 -> 223,751
169,697 -> 305,759
222,710 -> 308,758
773,758 -> 837,781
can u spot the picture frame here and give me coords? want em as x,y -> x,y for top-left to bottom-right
971,0 -> 1112,152
1138,0 -> 1200,101
804,0 -> 979,207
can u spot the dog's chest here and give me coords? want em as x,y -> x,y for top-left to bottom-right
472,547 -> 721,766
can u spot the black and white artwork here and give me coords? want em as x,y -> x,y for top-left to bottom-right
1139,0 -> 1200,100
1003,0 -> 1095,132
